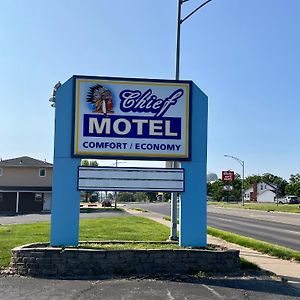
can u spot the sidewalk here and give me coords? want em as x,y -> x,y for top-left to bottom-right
125,208 -> 300,290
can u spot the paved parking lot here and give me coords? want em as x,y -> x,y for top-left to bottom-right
1,274 -> 300,300
0,210 -> 129,225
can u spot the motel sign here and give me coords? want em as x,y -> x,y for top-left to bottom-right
73,78 -> 190,160
50,75 -> 208,248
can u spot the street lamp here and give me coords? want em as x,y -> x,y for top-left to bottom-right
175,0 -> 213,80
169,0 -> 213,241
224,155 -> 245,206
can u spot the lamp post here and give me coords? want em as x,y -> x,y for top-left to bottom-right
169,0 -> 213,241
224,155 -> 245,206
175,0 -> 213,80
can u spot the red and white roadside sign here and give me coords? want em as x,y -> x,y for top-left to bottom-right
222,171 -> 235,181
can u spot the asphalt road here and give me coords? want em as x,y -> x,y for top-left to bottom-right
1,275 -> 300,300
124,203 -> 300,251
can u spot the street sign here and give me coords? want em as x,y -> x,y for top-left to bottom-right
223,185 -> 233,191
222,171 -> 235,181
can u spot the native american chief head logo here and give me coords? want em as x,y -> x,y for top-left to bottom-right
86,84 -> 114,115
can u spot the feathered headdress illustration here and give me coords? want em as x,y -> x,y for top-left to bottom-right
86,84 -> 114,115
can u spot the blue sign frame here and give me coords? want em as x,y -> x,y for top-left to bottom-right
50,75 -> 207,248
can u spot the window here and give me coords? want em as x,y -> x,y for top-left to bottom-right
261,185 -> 263,190
39,169 -> 46,177
35,193 -> 43,202
0,168 -> 3,176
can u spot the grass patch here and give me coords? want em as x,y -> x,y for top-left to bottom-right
78,242 -> 180,250
79,216 -> 169,241
0,222 -> 50,270
240,257 -> 260,270
130,208 -> 148,213
208,226 -> 300,262
208,202 -> 300,213
0,216 -> 169,269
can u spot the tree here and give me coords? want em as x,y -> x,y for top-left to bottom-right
145,192 -> 157,202
117,192 -> 134,202
231,174 -> 242,200
163,192 -> 171,202
285,174 -> 300,197
207,180 -> 226,201
81,159 -> 98,166
207,174 -> 242,201
289,174 -> 300,184
243,175 -> 262,190
133,192 -> 147,202
107,193 -> 114,200
261,173 -> 287,197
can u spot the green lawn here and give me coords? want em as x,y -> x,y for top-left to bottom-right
79,242 -> 180,250
163,214 -> 300,262
208,202 -> 300,213
0,216 -> 170,269
208,226 -> 300,262
79,216 -> 169,241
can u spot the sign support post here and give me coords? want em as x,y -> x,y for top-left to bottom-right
51,78 -> 81,246
180,84 -> 207,247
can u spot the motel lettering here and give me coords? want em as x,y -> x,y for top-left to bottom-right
83,115 -> 181,139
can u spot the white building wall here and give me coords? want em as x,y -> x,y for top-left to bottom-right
257,182 -> 276,194
257,190 -> 275,203
244,189 -> 252,201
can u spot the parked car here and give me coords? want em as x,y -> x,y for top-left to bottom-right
90,192 -> 99,203
277,196 -> 300,204
221,196 -> 238,202
101,200 -> 112,207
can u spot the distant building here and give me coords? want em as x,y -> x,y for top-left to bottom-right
0,156 -> 52,214
207,173 -> 218,182
244,182 -> 277,203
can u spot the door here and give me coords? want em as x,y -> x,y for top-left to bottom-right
19,192 -> 43,213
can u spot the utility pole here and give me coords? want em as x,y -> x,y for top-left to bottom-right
170,0 -> 213,241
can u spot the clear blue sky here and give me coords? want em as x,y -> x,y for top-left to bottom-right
0,0 -> 299,180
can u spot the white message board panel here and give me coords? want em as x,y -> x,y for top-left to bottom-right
78,167 -> 184,192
